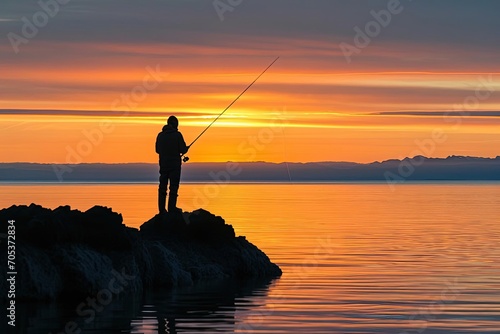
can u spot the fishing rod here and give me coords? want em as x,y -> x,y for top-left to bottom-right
182,56 -> 280,163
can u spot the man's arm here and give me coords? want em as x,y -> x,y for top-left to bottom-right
155,133 -> 161,154
178,133 -> 189,154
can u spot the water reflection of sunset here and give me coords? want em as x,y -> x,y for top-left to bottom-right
2,184 -> 500,332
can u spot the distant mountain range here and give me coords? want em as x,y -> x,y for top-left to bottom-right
1,156 -> 499,182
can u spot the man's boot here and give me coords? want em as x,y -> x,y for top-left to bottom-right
158,191 -> 167,214
168,193 -> 181,213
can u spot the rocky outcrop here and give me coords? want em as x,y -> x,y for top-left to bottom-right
0,204 -> 281,300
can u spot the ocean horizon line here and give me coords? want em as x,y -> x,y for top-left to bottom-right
2,180 -> 500,185
2,154 -> 500,166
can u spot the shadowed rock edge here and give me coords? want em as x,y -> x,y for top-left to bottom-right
0,204 -> 282,300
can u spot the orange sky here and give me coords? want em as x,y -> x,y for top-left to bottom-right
1,2 -> 499,164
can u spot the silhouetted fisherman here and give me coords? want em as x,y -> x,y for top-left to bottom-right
156,116 -> 189,214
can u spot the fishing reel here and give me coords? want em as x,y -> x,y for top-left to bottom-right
182,156 -> 190,163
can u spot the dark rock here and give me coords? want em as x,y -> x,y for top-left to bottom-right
140,211 -> 189,240
0,204 -> 281,301
187,209 -> 235,241
0,204 -> 133,250
140,209 -> 235,242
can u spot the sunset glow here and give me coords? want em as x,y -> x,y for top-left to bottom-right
1,1 -> 499,164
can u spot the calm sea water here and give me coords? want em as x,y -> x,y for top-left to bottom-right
1,183 -> 500,333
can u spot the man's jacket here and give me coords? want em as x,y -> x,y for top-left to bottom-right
155,125 -> 188,168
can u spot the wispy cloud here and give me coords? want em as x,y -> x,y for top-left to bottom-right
0,109 -> 197,118
375,111 -> 500,117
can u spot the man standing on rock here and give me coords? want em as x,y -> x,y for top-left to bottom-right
156,116 -> 189,214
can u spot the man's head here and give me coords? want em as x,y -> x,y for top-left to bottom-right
167,116 -> 179,129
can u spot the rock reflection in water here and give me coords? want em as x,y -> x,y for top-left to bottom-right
15,278 -> 276,333
132,278 -> 276,333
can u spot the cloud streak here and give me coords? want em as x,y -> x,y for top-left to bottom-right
375,111 -> 500,117
0,109 -> 195,118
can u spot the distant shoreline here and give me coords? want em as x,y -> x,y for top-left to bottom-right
1,156 -> 499,183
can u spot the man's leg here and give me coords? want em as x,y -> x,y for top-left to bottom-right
167,167 -> 181,212
158,172 -> 169,214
